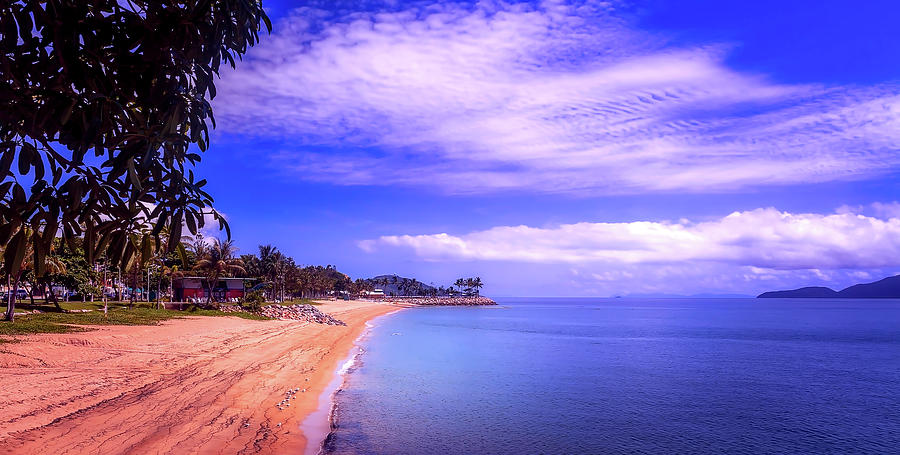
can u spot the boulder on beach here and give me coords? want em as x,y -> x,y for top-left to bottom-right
258,304 -> 346,325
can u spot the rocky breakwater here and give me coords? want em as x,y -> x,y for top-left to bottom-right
259,304 -> 347,326
385,296 -> 497,306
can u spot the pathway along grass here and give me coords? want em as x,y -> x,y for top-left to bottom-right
0,303 -> 269,341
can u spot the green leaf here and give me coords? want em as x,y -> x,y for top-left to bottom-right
3,228 -> 28,276
262,13 -> 273,33
18,143 -> 35,175
0,220 -> 20,246
140,233 -> 152,266
33,228 -> 46,277
219,214 -> 231,240
152,210 -> 169,237
12,183 -> 25,204
85,222 -> 95,264
168,211 -> 183,253
41,217 -> 58,251
0,147 -> 14,176
126,158 -> 142,191
177,243 -> 188,270
32,149 -> 45,180
95,230 -> 112,261
185,210 -> 197,235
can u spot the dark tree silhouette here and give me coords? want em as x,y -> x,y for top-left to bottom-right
1,0 -> 270,320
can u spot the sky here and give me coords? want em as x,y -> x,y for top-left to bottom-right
198,0 -> 900,297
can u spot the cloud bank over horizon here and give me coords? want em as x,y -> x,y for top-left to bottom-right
216,0 -> 900,195
359,204 -> 900,295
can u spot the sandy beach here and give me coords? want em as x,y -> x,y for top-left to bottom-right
0,300 -> 400,455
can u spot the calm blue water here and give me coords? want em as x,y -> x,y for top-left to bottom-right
326,298 -> 900,454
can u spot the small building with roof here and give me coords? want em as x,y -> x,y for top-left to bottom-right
173,277 -> 245,302
360,288 -> 385,299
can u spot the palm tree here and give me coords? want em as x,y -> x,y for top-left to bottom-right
270,251 -> 291,302
472,277 -> 483,296
182,233 -> 210,268
258,244 -> 278,300
156,260 -> 184,310
192,239 -> 245,305
39,255 -> 67,311
454,278 -> 465,295
240,254 -> 260,278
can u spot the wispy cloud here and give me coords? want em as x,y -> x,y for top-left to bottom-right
215,0 -> 900,195
359,206 -> 900,270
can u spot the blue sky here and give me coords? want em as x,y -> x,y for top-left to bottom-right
198,0 -> 900,296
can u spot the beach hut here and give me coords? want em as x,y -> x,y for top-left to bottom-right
173,277 -> 246,303
361,288 -> 385,300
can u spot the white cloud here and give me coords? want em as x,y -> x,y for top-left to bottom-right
869,201 -> 900,219
358,207 -> 900,270
215,0 -> 900,195
557,263 -> 890,297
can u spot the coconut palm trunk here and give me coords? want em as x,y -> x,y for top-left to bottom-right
206,273 -> 218,305
5,271 -> 22,321
46,282 -> 62,311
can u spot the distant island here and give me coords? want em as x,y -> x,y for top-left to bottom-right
758,275 -> 900,298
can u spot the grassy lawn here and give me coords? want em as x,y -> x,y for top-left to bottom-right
0,303 -> 270,342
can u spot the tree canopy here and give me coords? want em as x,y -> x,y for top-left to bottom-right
0,0 -> 270,285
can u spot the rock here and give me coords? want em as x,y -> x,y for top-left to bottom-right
192,302 -> 347,325
217,304 -> 244,313
382,296 -> 497,306
258,304 -> 346,325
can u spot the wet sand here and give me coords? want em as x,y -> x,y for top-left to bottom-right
0,300 -> 400,454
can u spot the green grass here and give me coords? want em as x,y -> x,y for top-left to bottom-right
0,304 -> 270,339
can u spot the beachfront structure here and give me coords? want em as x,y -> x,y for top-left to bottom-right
173,277 -> 245,302
360,288 -> 385,299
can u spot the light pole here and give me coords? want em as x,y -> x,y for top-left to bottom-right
102,260 -> 107,306
156,264 -> 162,309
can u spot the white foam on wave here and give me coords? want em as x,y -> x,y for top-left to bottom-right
301,308 -> 405,455
337,347 -> 364,375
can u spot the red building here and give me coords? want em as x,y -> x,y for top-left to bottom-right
173,277 -> 245,302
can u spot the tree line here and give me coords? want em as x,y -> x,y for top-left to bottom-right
0,228 -> 489,319
0,2 -> 486,321
453,277 -> 484,296
364,275 -> 484,297
1,1 -> 271,320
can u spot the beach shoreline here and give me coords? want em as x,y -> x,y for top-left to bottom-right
0,300 -> 400,455
301,307 -> 404,455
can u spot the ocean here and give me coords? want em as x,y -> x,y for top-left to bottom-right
324,298 -> 900,454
